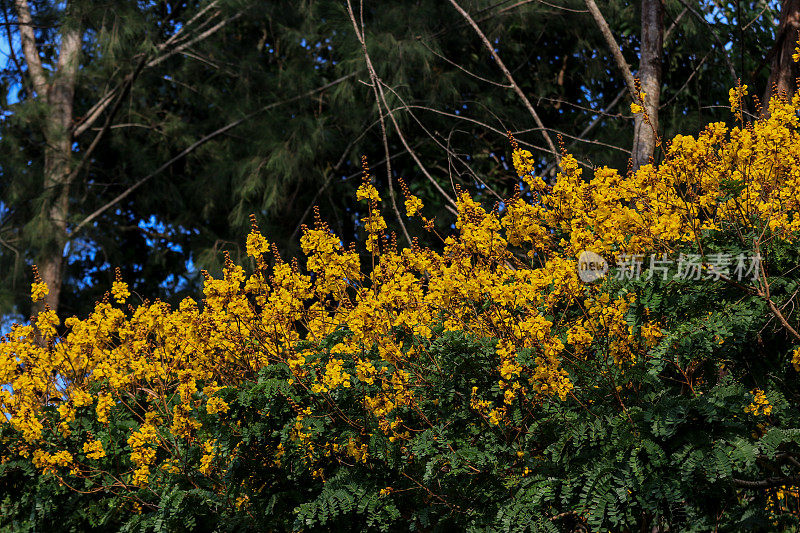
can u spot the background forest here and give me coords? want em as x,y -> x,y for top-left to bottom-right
0,0 -> 794,321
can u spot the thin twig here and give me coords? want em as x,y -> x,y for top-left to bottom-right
74,3 -> 238,137
347,4 -> 411,245
145,12 -> 242,69
448,0 -> 560,170
675,0 -> 738,83
583,0 -> 637,100
71,73 -> 356,237
66,55 -> 149,186
347,1 -> 458,214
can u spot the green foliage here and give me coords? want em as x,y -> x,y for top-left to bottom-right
4,241 -> 800,531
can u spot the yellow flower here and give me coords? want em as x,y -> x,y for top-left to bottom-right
111,281 -> 130,304
405,195 -> 424,217
793,36 -> 800,63
630,102 -> 643,114
206,396 -> 229,415
235,494 -> 250,509
31,281 -> 49,302
83,439 -> 106,460
35,308 -> 59,338
728,84 -> 748,120
4,82 -> 800,500
512,148 -> 536,177
356,183 -> 381,203
199,440 -> 216,474
96,393 -> 114,425
246,231 -> 270,258
745,388 -> 772,417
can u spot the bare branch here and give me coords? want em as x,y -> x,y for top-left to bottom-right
89,123 -> 157,131
387,102 -> 593,171
417,38 -> 512,89
74,4 -> 240,137
448,0 -> 560,170
1,0 -> 24,78
73,86 -> 120,136
518,125 -> 630,153
659,51 -> 711,110
157,0 -> 220,51
510,0 -> 586,14
346,2 -> 411,245
0,18 -> 53,28
347,0 -> 458,214
13,0 -> 46,95
541,88 -> 626,176
70,73 -> 356,237
582,0 -> 637,100
664,6 -> 688,41
379,82 -> 505,201
431,0 -> 586,41
289,136 -> 362,245
66,56 -> 149,186
146,12 -> 242,69
757,245 -> 800,343
733,475 -> 800,489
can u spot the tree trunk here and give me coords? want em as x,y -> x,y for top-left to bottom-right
762,0 -> 800,116
14,0 -> 81,315
632,0 -> 663,169
38,28 -> 81,315
38,148 -> 71,314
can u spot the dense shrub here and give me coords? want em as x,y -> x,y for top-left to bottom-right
2,90 -> 800,531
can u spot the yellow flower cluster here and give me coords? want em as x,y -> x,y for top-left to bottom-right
356,181 -> 381,203
30,272 -> 49,302
96,393 -> 114,425
745,388 -> 773,417
32,449 -> 73,476
793,35 -> 800,63
83,439 -> 106,460
404,195 -> 424,217
206,396 -> 229,415
1,90 -> 799,497
111,281 -> 130,304
35,308 -> 59,340
471,386 -> 503,426
199,439 -> 216,474
497,340 -> 523,405
729,84 -> 748,121
128,423 -> 158,486
246,231 -> 270,258
630,91 -> 647,115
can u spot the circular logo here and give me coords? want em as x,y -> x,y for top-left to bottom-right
577,251 -> 608,282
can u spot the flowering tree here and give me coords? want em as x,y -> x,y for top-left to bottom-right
2,80 -> 800,530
